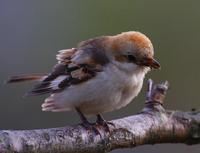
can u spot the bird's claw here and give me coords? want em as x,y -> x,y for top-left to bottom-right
80,122 -> 101,135
96,120 -> 115,133
96,114 -> 115,133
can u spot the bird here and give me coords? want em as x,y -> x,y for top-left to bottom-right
6,31 -> 160,132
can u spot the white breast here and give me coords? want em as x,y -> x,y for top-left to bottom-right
43,62 -> 147,115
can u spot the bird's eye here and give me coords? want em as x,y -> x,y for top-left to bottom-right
126,55 -> 136,62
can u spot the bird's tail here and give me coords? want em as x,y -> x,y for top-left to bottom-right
6,74 -> 46,84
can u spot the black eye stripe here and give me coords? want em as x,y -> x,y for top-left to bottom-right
126,55 -> 136,62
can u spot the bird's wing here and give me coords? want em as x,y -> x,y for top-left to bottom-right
26,39 -> 109,96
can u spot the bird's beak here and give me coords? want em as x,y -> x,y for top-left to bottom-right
141,58 -> 161,69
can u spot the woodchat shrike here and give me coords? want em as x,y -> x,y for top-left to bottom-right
7,31 -> 160,131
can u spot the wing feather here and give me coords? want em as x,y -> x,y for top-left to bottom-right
26,41 -> 108,96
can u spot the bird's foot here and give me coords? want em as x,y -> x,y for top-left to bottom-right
76,108 -> 101,135
96,114 -> 115,133
80,121 -> 101,135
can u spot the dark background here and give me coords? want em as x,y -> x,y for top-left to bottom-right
0,0 -> 199,152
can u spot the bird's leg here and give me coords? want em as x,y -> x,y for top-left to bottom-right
96,114 -> 115,132
75,108 -> 100,135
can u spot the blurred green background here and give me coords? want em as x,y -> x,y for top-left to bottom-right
0,0 -> 199,152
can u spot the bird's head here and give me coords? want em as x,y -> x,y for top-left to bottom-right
106,31 -> 160,72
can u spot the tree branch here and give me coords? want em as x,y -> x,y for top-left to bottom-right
0,79 -> 200,153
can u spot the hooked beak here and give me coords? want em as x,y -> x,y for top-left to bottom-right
140,58 -> 161,69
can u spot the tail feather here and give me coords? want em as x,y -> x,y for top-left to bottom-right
6,74 -> 46,83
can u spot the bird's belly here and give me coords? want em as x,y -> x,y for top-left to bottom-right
50,65 -> 144,115
57,72 -> 124,115
78,76 -> 143,115
79,85 -> 141,115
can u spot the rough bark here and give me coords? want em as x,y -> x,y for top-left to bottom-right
0,79 -> 199,153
